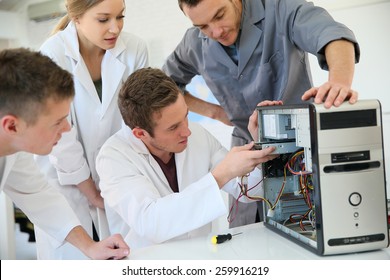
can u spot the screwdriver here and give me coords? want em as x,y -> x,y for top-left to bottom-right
211,232 -> 243,244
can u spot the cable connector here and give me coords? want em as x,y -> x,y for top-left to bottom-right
240,174 -> 249,194
267,209 -> 275,217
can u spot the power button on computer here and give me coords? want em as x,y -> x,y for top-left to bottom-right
349,192 -> 362,206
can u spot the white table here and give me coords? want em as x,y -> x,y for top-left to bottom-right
128,222 -> 390,260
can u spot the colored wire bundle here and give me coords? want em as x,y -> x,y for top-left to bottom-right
227,175 -> 271,223
228,149 -> 315,226
283,150 -> 315,231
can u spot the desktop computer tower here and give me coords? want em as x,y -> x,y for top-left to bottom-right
256,99 -> 389,255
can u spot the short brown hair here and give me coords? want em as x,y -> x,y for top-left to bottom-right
178,0 -> 203,10
118,68 -> 180,136
0,48 -> 74,125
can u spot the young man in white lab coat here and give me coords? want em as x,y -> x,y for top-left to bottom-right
0,48 -> 129,260
96,68 -> 277,250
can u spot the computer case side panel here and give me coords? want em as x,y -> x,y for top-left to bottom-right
309,104 -> 324,255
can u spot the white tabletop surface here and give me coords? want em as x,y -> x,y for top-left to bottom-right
128,222 -> 390,260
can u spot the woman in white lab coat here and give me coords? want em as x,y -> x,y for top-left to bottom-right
34,0 -> 149,259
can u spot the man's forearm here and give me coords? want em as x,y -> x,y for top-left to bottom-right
184,91 -> 220,118
183,92 -> 232,125
325,39 -> 356,86
65,225 -> 95,258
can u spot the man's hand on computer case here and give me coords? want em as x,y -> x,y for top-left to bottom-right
248,100 -> 283,142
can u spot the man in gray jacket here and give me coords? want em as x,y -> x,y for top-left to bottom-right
163,0 -> 360,227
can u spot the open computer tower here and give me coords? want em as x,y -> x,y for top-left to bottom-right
256,99 -> 389,255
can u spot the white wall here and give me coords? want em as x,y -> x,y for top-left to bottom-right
308,1 -> 390,196
309,1 -> 390,111
0,10 -> 25,47
124,0 -> 192,67
0,11 -> 20,39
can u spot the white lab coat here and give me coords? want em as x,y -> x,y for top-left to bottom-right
96,123 -> 263,249
34,22 -> 149,259
0,153 -> 80,249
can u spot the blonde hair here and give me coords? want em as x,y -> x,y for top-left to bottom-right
51,0 -> 105,35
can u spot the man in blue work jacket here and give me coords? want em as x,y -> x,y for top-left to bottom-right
162,0 -> 360,228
